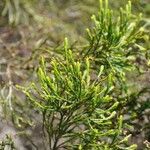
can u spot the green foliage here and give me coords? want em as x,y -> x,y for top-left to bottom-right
20,37 -> 137,149
83,0 -> 145,75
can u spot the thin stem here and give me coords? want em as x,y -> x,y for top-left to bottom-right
52,112 -> 64,150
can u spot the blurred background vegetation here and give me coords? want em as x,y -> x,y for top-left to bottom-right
0,0 -> 150,149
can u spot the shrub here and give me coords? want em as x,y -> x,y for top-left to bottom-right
17,0 -> 149,149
